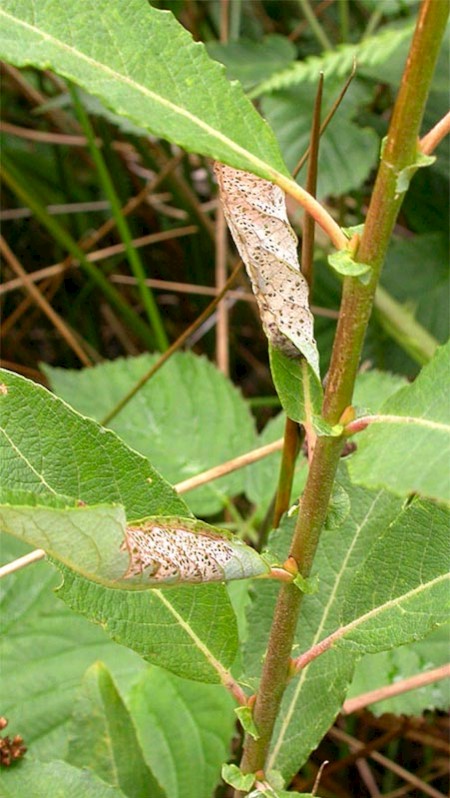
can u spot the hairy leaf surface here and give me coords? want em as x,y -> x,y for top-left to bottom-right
0,759 -> 127,798
56,564 -> 238,683
0,369 -> 240,682
0,368 -> 187,518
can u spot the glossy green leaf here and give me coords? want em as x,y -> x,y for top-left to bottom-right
269,347 -> 322,425
0,536 -> 146,763
44,352 -> 257,516
222,764 -> 255,791
395,151 -> 436,194
235,706 -> 260,740
328,249 -> 371,280
0,759 -> 127,798
128,667 -> 235,798
349,341 -> 450,502
55,564 -> 238,683
0,0 -> 288,180
66,663 -> 166,798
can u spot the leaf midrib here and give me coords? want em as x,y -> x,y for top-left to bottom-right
155,589 -> 232,683
0,7 -> 285,182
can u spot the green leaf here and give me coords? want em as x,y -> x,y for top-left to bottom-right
348,625 -> 450,716
55,564 -> 238,683
0,500 -> 128,588
244,471 -> 403,780
0,370 -> 240,682
328,249 -> 371,280
269,347 -> 322,425
323,481 -> 350,531
0,368 -> 188,518
349,341 -> 450,502
67,663 -> 166,798
0,759 -> 127,798
395,151 -> 436,194
339,500 -> 450,652
44,352 -> 257,516
0,0 -> 288,180
128,667 -> 235,798
222,763 -> 255,791
352,370 -> 408,414
235,705 -> 260,740
0,536 -> 146,763
0,502 -> 268,588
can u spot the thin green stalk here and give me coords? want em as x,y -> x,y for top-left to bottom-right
229,0 -> 242,41
239,0 -> 448,780
374,285 -> 438,365
363,4 -> 384,40
1,155 -> 157,350
70,86 -> 169,351
272,419 -> 301,529
339,0 -> 349,43
297,0 -> 333,51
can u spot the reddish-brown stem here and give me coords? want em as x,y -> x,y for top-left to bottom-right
238,0 -> 448,781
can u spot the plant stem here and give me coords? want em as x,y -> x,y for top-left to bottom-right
339,0 -> 349,43
272,418 -> 301,529
70,86 -> 169,351
297,0 -> 333,51
238,0 -> 448,781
